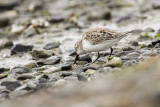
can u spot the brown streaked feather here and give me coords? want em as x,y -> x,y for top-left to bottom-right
82,28 -> 133,45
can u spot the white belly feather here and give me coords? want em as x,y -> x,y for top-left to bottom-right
82,38 -> 121,53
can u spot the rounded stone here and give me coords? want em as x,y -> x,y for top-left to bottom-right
54,79 -> 67,87
106,57 -> 123,67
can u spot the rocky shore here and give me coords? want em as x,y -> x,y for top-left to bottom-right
0,0 -> 160,106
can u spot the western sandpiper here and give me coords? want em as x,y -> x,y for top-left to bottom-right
74,28 -> 134,64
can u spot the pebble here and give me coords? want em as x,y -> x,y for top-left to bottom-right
31,50 -> 51,58
24,62 -> 38,69
61,64 -> 72,71
17,74 -> 35,80
78,54 -> 92,62
0,68 -> 4,73
1,81 -> 21,91
77,74 -> 88,82
85,69 -> 96,75
122,46 -> 134,51
26,82 -> 37,89
10,67 -> 32,74
54,79 -> 67,87
0,1 -> 20,11
151,40 -> 160,46
83,66 -> 97,72
11,44 -> 33,55
41,66 -> 61,73
43,42 -> 60,50
129,41 -> 139,46
61,71 -> 74,77
0,40 -> 13,50
106,57 -> 123,67
0,74 -> 8,79
49,14 -> 66,23
37,56 -> 61,65
154,43 -> 160,48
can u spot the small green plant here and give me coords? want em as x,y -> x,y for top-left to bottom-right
155,34 -> 160,38
107,56 -> 114,61
144,32 -> 149,36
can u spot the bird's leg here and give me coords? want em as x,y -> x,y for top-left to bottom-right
74,54 -> 79,64
92,52 -> 100,63
109,47 -> 113,57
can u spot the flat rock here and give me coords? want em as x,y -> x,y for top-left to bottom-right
10,67 -> 32,74
11,44 -> 33,55
43,42 -> 60,50
1,81 -> 21,91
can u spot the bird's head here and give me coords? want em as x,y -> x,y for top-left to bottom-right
74,40 -> 85,55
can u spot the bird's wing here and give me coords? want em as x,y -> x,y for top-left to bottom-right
82,28 -> 123,45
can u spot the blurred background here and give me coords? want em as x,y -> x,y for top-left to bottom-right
0,0 -> 160,107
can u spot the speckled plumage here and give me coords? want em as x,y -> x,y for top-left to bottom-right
74,28 -> 134,64
82,28 -> 133,45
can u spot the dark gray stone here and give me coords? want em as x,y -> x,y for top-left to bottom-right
31,50 -> 50,58
61,71 -> 73,77
17,74 -> 35,80
37,56 -> 61,65
11,44 -> 33,55
10,67 -> 32,74
78,54 -> 92,62
43,42 -> 60,50
129,41 -> 139,46
122,46 -> 134,51
77,74 -> 87,82
61,64 -> 72,71
0,68 -> 4,73
83,66 -> 97,72
49,14 -> 66,23
1,81 -> 21,91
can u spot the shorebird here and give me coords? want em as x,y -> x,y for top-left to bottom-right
74,28 -> 134,64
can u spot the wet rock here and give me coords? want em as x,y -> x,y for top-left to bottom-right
0,74 -> 8,79
10,67 -> 32,74
0,40 -> 13,50
122,46 -> 134,51
54,79 -> 67,87
0,68 -> 4,73
24,62 -> 38,69
37,56 -> 61,65
106,57 -> 122,67
43,42 -> 60,50
24,30 -> 36,38
48,73 -> 61,82
17,74 -> 35,80
129,41 -> 139,46
83,66 -> 97,72
1,81 -> 21,91
61,64 -> 72,71
31,50 -> 50,58
77,74 -> 87,82
11,44 -> 33,55
78,54 -> 92,62
38,74 -> 49,84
